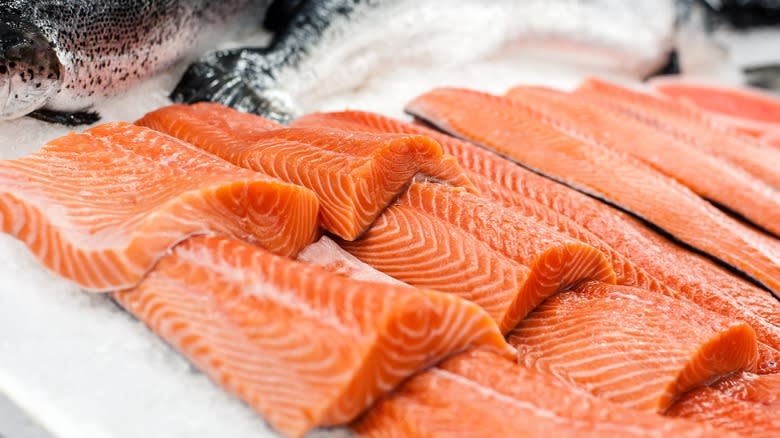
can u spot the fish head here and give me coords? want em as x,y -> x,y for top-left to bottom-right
0,11 -> 61,120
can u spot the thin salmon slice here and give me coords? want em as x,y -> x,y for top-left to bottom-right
137,103 -> 475,240
667,372 -> 780,437
406,87 -> 780,296
575,77 -> 780,190
293,110 -> 780,372
114,235 -> 511,438
341,181 -> 615,333
508,281 -> 758,413
353,349 -> 733,438
506,85 -> 780,237
650,76 -> 780,137
0,122 -> 318,292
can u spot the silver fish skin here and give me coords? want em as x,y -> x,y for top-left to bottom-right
0,0 -> 267,125
172,0 -> 677,123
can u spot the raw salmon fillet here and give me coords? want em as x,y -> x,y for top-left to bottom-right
576,77 -> 780,190
406,87 -> 780,296
137,103 -> 475,240
293,110 -> 780,372
341,181 -> 616,333
114,235 -> 511,438
508,281 -> 758,413
0,122 -> 318,291
354,349 -> 733,438
667,372 -> 780,437
651,76 -> 780,137
506,85 -> 780,237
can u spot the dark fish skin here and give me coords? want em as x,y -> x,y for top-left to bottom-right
0,0 -> 267,125
172,0 -> 384,123
173,0 -> 677,124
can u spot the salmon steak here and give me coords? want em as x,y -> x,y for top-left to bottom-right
505,85 -> 780,237
508,281 -> 758,413
137,103 -> 475,240
340,181 -> 616,333
293,110 -> 780,372
666,372 -> 780,437
405,87 -> 780,297
354,349 -> 734,438
575,77 -> 780,190
114,235 -> 511,438
0,122 -> 319,291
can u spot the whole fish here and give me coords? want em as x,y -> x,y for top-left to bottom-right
0,0 -> 268,125
172,0 -> 677,123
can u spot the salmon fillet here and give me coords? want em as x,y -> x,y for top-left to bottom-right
508,281 -> 758,413
341,181 -> 616,333
292,110 -> 780,372
666,372 -> 780,437
137,103 -> 475,240
114,235 -> 511,438
405,87 -> 780,296
0,122 -> 318,292
575,77 -> 780,190
506,85 -> 780,237
353,349 -> 734,438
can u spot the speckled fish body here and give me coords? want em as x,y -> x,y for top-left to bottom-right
172,0 -> 676,122
0,0 -> 267,124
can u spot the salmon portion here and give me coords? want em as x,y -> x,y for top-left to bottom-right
114,236 -> 511,438
506,85 -> 780,237
651,76 -> 780,137
0,122 -> 318,292
138,103 -> 475,240
406,87 -> 780,296
508,281 -> 758,413
293,110 -> 780,372
341,181 -> 615,333
575,77 -> 780,190
667,372 -> 780,437
353,349 -> 733,438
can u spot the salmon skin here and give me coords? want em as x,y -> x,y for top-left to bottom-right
0,121 -> 318,291
354,349 -> 735,438
114,235 -> 511,438
575,77 -> 780,191
340,181 -> 616,333
137,103 -> 475,241
292,110 -> 780,373
505,85 -> 780,238
0,0 -> 267,124
666,372 -> 780,437
405,87 -> 780,297
509,281 -> 758,413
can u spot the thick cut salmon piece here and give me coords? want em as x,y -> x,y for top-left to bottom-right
0,122 -> 318,292
340,181 -> 615,333
666,372 -> 780,437
508,281 -> 758,413
293,110 -> 780,372
353,349 -> 733,438
137,103 -> 475,240
576,77 -> 780,190
650,76 -> 780,137
114,235 -> 510,438
406,87 -> 780,296
506,86 -> 780,237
